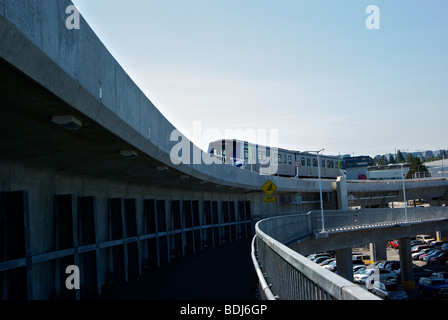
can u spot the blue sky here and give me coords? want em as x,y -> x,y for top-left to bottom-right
72,0 -> 448,157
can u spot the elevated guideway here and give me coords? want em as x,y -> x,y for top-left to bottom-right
347,178 -> 448,207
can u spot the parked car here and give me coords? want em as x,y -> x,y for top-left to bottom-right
390,240 -> 399,249
364,269 -> 398,291
307,253 -> 331,260
412,248 -> 435,260
323,261 -> 337,272
396,266 -> 433,279
416,234 -> 436,244
411,240 -> 425,247
418,278 -> 448,298
419,249 -> 441,261
428,252 -> 448,264
313,256 -> 332,264
442,243 -> 448,251
423,250 -> 444,262
377,260 -> 400,271
371,280 -> 408,300
430,241 -> 448,249
354,268 -> 375,284
353,265 -> 366,274
318,258 -> 335,266
432,272 -> 448,280
411,244 -> 434,253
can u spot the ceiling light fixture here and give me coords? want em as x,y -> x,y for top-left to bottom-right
120,150 -> 138,159
52,115 -> 82,130
155,166 -> 169,172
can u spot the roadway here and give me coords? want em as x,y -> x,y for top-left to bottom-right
85,239 -> 257,300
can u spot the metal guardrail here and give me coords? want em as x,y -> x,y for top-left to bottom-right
252,206 -> 448,300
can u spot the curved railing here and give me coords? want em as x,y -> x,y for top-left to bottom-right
252,206 -> 448,300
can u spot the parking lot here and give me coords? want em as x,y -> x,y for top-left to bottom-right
352,244 -> 448,300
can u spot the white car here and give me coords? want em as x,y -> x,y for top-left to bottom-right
354,268 -> 375,284
364,268 -> 398,291
416,234 -> 436,244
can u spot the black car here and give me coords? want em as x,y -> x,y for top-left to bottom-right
377,260 -> 401,271
396,266 -> 433,279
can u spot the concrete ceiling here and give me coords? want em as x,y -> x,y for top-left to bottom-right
0,57 -> 245,192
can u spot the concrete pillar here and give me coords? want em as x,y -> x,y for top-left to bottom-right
369,242 -> 387,263
335,176 -> 349,210
335,247 -> 353,282
398,237 -> 415,290
436,230 -> 448,241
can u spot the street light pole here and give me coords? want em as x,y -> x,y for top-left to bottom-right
400,163 -> 409,223
304,149 -> 326,233
317,149 -> 325,232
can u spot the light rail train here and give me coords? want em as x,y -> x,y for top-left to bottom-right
208,139 -> 342,179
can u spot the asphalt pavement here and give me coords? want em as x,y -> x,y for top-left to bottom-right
86,238 -> 258,300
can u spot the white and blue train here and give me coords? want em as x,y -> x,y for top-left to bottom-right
208,139 -> 342,179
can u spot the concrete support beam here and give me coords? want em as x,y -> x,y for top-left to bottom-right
398,237 -> 415,290
369,242 -> 387,262
436,230 -> 448,241
335,247 -> 353,282
335,176 -> 349,210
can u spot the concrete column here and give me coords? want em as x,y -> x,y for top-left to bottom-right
398,237 -> 415,290
335,247 -> 353,282
436,230 -> 448,241
335,176 -> 349,210
369,242 -> 387,263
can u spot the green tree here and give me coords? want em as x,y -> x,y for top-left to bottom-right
406,153 -> 414,164
406,157 -> 429,179
389,154 -> 396,164
396,150 -> 405,163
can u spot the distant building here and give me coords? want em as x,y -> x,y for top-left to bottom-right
368,164 -> 410,180
344,156 -> 370,180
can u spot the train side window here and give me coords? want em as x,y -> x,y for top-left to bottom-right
288,155 -> 292,165
313,158 -> 317,167
330,160 -> 334,168
327,160 -> 331,168
307,158 -> 311,167
278,154 -> 282,163
322,160 -> 325,168
301,157 -> 305,166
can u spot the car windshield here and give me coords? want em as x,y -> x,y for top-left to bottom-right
385,283 -> 403,291
431,280 -> 448,285
359,269 -> 374,275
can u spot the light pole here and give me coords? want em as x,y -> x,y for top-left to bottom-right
400,163 -> 409,224
304,149 -> 326,233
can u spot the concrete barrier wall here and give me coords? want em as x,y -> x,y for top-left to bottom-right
0,159 -> 257,299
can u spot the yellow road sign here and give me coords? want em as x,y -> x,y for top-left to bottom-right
261,179 -> 277,196
264,196 -> 276,203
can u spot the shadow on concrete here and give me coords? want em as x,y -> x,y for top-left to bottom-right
86,238 -> 258,300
